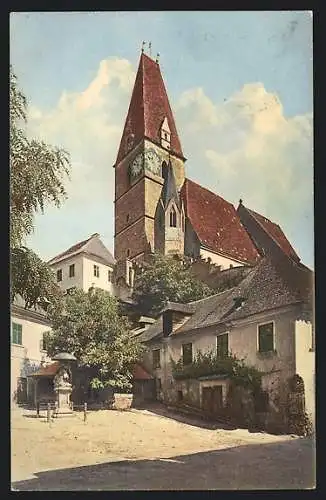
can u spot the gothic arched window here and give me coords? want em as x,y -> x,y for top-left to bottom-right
170,206 -> 177,228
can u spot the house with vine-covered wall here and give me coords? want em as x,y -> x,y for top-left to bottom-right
135,252 -> 314,432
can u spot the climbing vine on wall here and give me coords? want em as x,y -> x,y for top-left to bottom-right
171,350 -> 262,392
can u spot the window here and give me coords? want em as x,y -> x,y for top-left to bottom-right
128,268 -> 133,287
108,270 -> 113,283
12,323 -> 22,345
258,322 -> 274,353
69,264 -> 75,278
169,206 -> 177,227
152,349 -> 161,369
216,333 -> 229,358
126,214 -> 130,223
182,343 -> 193,366
39,333 -> 47,352
57,269 -> 62,282
93,265 -> 100,278
127,249 -> 130,258
311,325 -> 315,351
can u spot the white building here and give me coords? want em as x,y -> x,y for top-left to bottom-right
48,233 -> 116,295
11,296 -> 51,405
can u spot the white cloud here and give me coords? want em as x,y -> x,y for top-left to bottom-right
175,82 -> 313,253
27,57 -> 136,205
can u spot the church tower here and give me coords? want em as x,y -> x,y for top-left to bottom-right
154,160 -> 185,255
114,50 -> 186,281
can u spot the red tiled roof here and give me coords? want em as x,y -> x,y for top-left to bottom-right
48,236 -> 93,264
181,179 -> 261,265
247,207 -> 300,262
132,364 -> 153,380
116,53 -> 184,163
31,362 -> 60,377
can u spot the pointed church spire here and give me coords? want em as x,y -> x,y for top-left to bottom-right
115,52 -> 184,164
161,161 -> 180,209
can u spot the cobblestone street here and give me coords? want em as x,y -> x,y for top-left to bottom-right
11,405 -> 315,490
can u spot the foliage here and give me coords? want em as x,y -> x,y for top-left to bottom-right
171,349 -> 262,392
287,374 -> 314,437
10,66 -> 70,309
45,287 -> 143,392
132,253 -> 214,316
10,247 -> 63,310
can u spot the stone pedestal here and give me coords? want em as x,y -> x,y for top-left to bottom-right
54,366 -> 73,416
55,386 -> 73,415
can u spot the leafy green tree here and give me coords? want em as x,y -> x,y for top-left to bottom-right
10,66 -> 70,307
45,287 -> 143,392
132,253 -> 214,316
10,247 -> 64,310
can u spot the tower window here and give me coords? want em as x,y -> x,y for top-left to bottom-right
170,207 -> 177,228
127,249 -> 130,258
160,117 -> 171,147
128,267 -> 133,287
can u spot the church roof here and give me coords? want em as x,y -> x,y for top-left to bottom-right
115,53 -> 184,164
238,204 -> 300,262
181,178 -> 260,265
48,233 -> 115,266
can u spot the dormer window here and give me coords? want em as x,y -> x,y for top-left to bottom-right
170,206 -> 177,227
160,117 -> 171,149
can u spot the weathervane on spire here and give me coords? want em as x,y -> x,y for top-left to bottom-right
149,41 -> 152,57
156,53 -> 160,63
141,41 -> 146,53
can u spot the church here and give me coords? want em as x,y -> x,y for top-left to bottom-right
46,48 -> 305,301
113,49 -> 302,289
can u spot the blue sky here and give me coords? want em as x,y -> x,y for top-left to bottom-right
10,11 -> 313,267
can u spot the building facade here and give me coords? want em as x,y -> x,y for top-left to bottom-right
11,296 -> 51,405
137,254 -> 314,431
48,233 -> 116,295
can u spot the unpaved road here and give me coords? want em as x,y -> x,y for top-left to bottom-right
11,405 -> 315,490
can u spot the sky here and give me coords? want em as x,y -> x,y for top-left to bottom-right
10,11 -> 314,268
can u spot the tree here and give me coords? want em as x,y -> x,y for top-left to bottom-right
45,287 -> 143,392
10,66 -> 70,307
10,247 -> 64,310
132,253 -> 214,316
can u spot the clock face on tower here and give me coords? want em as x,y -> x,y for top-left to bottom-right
144,148 -> 161,176
130,152 -> 144,179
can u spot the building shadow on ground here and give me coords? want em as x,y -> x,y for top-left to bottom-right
12,437 -> 315,491
133,402 -> 238,430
